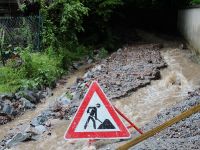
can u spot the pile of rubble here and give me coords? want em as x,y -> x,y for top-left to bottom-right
0,89 -> 52,125
65,44 -> 166,102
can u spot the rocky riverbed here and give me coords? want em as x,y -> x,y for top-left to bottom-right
66,43 -> 166,103
2,41 -> 200,150
0,43 -> 167,149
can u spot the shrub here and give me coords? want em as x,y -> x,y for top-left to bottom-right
0,67 -> 22,93
20,51 -> 64,89
191,0 -> 200,4
0,51 -> 64,93
98,48 -> 108,59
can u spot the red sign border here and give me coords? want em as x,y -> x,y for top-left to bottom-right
64,81 -> 131,140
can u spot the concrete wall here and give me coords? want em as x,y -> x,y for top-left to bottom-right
178,8 -> 200,54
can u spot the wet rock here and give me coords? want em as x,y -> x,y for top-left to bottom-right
35,125 -> 46,134
41,110 -> 52,118
68,44 -> 167,100
76,77 -> 84,83
60,98 -> 70,105
72,92 -> 81,101
152,69 -> 161,79
21,91 -> 38,104
14,93 -> 21,100
0,102 -> 3,111
88,59 -> 93,64
58,94 -> 71,106
31,115 -> 48,126
45,120 -> 51,127
0,115 -> 11,125
179,43 -> 187,50
2,104 -> 13,115
20,98 -> 36,109
1,94 -> 14,101
36,91 -> 46,100
47,132 -> 51,136
6,132 -> 32,148
46,88 -> 53,97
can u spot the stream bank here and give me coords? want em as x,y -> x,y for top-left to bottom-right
1,32 -> 200,150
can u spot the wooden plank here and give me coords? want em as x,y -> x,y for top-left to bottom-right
117,104 -> 200,150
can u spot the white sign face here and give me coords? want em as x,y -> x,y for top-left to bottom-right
75,92 -> 120,132
64,81 -> 130,139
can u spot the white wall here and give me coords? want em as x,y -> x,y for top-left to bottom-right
178,8 -> 200,53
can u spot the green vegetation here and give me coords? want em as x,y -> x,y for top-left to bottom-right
0,0 -> 199,93
191,0 -> 200,4
98,48 -> 109,59
0,50 -> 63,93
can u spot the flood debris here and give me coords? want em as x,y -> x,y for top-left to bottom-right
63,44 -> 167,104
0,89 -> 51,125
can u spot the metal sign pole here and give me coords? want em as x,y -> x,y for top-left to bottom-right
114,106 -> 143,134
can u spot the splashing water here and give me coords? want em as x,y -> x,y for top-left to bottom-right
115,48 -> 200,127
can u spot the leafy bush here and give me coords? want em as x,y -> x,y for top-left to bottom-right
191,0 -> 200,4
20,51 -> 64,88
0,50 -> 64,93
40,0 -> 88,49
0,67 -> 22,93
98,48 -> 108,59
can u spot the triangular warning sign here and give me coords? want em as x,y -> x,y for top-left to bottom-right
64,81 -> 131,139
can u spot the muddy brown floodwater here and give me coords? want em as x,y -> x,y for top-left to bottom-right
115,48 -> 200,127
0,65 -> 91,142
1,47 -> 200,150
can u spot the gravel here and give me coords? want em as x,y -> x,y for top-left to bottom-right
130,88 -> 200,150
99,88 -> 200,150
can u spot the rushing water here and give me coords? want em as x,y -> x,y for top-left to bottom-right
115,48 -> 200,127
1,48 -> 200,150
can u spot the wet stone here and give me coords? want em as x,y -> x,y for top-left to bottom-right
2,104 -> 12,115
6,132 -> 32,148
35,125 -> 46,134
20,98 -> 36,109
31,115 -> 48,126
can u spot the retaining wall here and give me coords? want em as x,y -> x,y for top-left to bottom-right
178,7 -> 200,54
